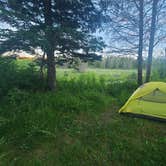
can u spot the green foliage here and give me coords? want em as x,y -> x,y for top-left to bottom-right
0,57 -> 46,97
91,56 -> 147,70
107,80 -> 137,105
91,56 -> 138,69
0,57 -> 17,96
0,60 -> 165,165
152,56 -> 166,81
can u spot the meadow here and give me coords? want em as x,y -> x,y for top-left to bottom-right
0,58 -> 165,166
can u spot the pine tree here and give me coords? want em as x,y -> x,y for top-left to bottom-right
0,0 -> 104,91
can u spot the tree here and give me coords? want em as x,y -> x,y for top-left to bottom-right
100,0 -> 145,85
146,0 -> 159,82
43,0 -> 55,90
0,0 -> 104,91
100,0 -> 166,84
137,0 -> 144,85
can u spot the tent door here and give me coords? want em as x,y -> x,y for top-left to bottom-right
140,89 -> 166,103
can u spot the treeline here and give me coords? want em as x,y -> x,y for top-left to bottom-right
91,56 -> 139,69
90,56 -> 166,74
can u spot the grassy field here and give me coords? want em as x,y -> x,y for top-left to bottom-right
0,59 -> 165,166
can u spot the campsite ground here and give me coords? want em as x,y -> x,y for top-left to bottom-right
0,59 -> 165,165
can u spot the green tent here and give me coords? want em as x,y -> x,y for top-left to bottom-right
119,82 -> 166,121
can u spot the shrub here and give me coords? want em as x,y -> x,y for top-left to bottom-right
0,57 -> 18,96
106,80 -> 137,105
152,57 -> 166,81
0,57 -> 46,98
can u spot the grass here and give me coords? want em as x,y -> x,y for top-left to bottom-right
57,68 -> 137,81
0,59 -> 165,166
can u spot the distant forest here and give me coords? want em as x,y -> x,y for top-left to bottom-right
90,55 -> 166,70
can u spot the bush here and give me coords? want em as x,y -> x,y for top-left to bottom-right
0,57 -> 46,98
106,80 -> 137,105
0,57 -> 18,96
152,57 -> 166,81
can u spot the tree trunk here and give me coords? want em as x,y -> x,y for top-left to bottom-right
46,49 -> 56,91
146,0 -> 158,82
39,52 -> 46,81
137,0 -> 144,86
43,0 -> 56,91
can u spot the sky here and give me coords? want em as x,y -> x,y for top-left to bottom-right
0,22 -> 10,29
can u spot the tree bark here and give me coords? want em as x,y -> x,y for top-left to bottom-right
46,49 -> 56,91
43,0 -> 56,91
146,0 -> 158,82
39,51 -> 46,81
137,0 -> 144,86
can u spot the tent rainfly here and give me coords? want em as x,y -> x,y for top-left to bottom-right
119,82 -> 166,121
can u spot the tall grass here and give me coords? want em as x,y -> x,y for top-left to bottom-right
0,58 -> 165,165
